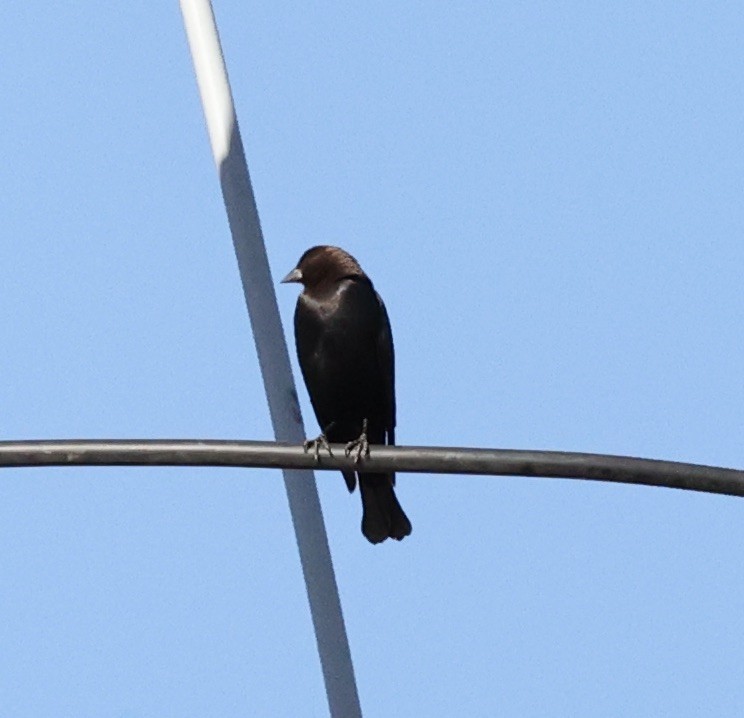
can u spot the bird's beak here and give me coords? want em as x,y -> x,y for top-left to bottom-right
281,267 -> 303,284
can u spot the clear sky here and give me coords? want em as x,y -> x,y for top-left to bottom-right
1,2 -> 743,716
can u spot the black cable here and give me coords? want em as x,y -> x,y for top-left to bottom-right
0,439 -> 741,498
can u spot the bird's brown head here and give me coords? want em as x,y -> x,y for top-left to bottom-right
281,245 -> 365,288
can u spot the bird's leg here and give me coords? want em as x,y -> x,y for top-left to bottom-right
303,434 -> 332,462
303,424 -> 335,462
345,418 -> 370,464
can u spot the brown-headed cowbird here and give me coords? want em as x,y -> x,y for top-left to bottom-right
282,246 -> 412,544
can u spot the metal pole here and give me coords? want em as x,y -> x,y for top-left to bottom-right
178,3 -> 362,716
4,439 -> 744,498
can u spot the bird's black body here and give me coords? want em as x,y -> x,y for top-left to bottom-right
283,246 -> 411,544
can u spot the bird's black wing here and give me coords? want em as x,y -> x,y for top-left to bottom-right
375,292 -> 396,447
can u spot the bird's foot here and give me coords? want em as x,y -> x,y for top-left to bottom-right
303,433 -> 333,462
344,419 -> 370,464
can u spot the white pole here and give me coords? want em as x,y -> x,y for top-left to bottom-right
179,3 -> 362,716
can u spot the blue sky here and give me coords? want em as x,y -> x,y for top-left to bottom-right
1,2 -> 743,716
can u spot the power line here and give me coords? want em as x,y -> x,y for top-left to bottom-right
1,439 -> 742,498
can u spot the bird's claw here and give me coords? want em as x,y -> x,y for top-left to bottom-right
345,419 -> 370,464
303,434 -> 333,462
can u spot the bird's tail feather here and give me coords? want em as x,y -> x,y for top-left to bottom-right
342,471 -> 356,493
359,473 -> 412,544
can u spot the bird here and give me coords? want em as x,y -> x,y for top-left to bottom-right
282,245 -> 412,544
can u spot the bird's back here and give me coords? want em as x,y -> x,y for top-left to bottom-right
295,276 -> 392,444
